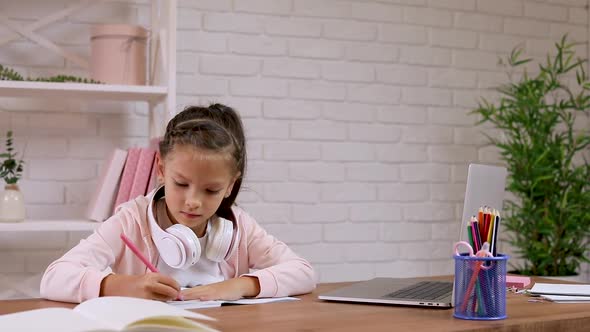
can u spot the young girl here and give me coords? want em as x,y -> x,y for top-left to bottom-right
40,104 -> 316,303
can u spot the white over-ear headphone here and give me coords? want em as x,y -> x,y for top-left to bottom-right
148,185 -> 239,269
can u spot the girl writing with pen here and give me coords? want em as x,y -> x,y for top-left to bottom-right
40,104 -> 316,303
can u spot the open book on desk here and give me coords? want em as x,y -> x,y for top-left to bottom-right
0,296 -> 217,332
169,296 -> 300,310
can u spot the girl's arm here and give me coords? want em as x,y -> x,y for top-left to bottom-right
39,211 -> 127,303
241,212 -> 317,298
181,211 -> 316,301
180,275 -> 260,301
100,272 -> 181,301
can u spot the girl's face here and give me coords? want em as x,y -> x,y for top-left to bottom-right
156,144 -> 239,237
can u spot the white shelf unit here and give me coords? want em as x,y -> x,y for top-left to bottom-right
0,0 -> 177,137
0,81 -> 167,102
0,0 -> 177,231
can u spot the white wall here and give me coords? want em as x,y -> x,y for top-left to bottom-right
0,0 -> 588,299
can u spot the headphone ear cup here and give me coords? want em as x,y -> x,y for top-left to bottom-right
153,234 -> 187,269
167,224 -> 201,269
148,186 -> 188,269
206,217 -> 235,262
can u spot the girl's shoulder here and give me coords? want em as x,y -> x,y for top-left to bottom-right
230,205 -> 259,228
111,194 -> 152,235
230,204 -> 250,221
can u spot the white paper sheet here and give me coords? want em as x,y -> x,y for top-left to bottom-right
530,283 -> 590,296
540,294 -> 590,302
168,297 -> 300,310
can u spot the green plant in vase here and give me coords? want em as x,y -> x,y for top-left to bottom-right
0,131 -> 24,185
0,130 -> 26,222
472,36 -> 590,277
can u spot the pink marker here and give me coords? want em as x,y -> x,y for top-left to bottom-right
120,233 -> 183,300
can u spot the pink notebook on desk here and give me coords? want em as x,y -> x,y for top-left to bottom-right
506,276 -> 531,289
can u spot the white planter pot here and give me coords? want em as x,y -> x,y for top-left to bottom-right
0,184 -> 25,222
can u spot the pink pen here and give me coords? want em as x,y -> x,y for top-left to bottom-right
120,233 -> 158,272
120,233 -> 183,301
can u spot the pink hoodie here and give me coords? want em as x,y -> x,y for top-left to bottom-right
40,191 -> 316,303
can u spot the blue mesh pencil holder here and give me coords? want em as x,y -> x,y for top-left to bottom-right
453,253 -> 508,320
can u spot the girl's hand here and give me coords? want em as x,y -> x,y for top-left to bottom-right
100,272 -> 181,301
181,276 -> 260,301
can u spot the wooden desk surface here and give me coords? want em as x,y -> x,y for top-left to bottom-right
1,278 -> 590,332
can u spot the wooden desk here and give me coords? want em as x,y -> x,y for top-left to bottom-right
1,279 -> 589,331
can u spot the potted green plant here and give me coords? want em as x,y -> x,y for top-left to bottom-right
472,36 -> 590,278
0,130 -> 26,222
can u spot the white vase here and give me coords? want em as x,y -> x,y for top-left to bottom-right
0,184 -> 26,222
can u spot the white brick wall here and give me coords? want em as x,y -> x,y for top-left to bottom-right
0,0 -> 588,299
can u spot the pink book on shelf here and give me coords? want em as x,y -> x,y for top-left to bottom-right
146,154 -> 159,194
146,136 -> 162,193
113,147 -> 141,212
86,148 -> 128,222
128,148 -> 156,200
148,136 -> 162,151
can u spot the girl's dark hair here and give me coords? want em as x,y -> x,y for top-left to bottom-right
159,103 -> 246,220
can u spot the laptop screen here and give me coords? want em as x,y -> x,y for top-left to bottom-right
458,164 -> 507,245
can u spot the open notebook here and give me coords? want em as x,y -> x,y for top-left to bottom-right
318,164 -> 507,308
0,296 -> 217,332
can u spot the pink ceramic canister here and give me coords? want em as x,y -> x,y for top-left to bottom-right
90,24 -> 148,85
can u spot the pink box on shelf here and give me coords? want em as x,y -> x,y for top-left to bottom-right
90,24 -> 148,85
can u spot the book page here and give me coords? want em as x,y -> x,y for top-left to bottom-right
168,300 -> 223,310
0,307 -> 112,332
225,297 -> 300,305
74,296 -> 215,331
125,317 -> 218,332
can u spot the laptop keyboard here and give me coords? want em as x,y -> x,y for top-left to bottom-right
383,281 -> 453,301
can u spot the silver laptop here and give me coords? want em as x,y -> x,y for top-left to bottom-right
318,163 -> 507,308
